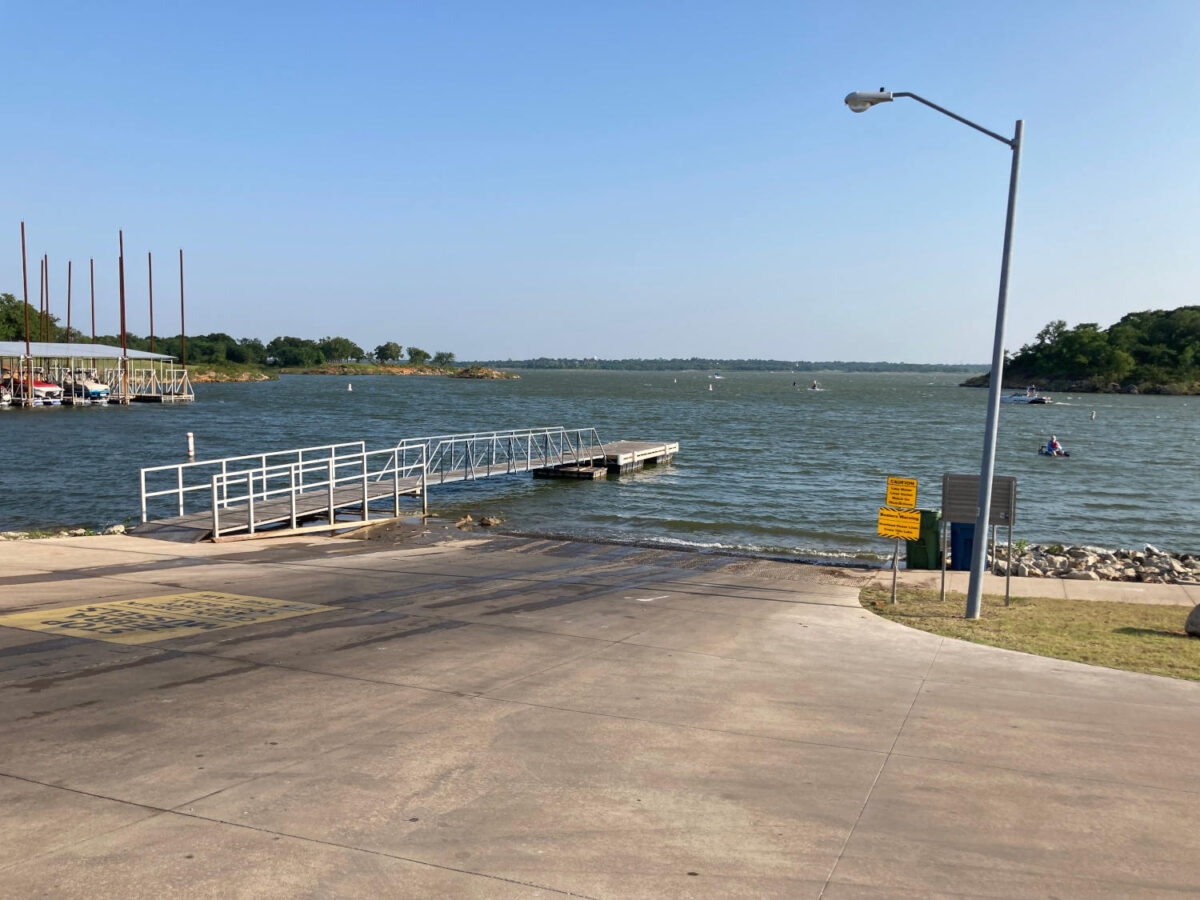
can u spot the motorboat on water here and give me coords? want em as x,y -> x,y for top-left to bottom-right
0,384 -> 11,408
1003,385 -> 1052,404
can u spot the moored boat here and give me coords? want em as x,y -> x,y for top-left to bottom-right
69,378 -> 110,404
11,379 -> 64,406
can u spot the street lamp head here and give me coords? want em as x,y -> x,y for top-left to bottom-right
844,90 -> 893,113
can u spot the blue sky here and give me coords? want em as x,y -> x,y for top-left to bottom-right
4,1 -> 1198,363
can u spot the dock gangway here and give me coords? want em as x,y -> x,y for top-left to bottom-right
395,427 -> 605,485
136,426 -> 665,541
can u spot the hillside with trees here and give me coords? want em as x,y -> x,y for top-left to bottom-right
964,306 -> 1200,394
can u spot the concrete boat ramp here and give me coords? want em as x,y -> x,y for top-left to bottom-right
1,530 -> 1197,897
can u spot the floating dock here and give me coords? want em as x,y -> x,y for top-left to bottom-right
535,440 -> 677,478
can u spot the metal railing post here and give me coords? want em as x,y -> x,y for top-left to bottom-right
290,464 -> 298,529
211,477 -> 220,537
177,467 -> 184,516
247,474 -> 256,535
140,469 -> 148,523
328,459 -> 336,525
393,449 -> 401,517
361,452 -> 369,521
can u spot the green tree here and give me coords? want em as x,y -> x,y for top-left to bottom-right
406,346 -> 431,364
374,341 -> 402,363
318,336 -> 365,362
0,293 -> 27,340
1034,320 -> 1067,347
266,336 -> 324,367
238,337 -> 268,365
432,350 -> 456,367
0,292 -> 70,342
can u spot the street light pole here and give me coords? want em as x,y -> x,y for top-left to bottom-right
844,90 -> 1023,619
970,119 -> 1022,619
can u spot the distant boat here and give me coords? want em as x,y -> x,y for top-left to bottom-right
712,372 -> 724,379
808,380 -> 824,391
1003,386 -> 1051,404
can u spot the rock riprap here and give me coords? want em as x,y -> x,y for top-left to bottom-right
993,544 -> 1200,584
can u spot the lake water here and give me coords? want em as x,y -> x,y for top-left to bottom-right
2,370 -> 1196,560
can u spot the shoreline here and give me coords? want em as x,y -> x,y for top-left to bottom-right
960,373 -> 1200,395
6,519 -> 1196,586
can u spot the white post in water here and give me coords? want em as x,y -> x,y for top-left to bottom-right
187,432 -> 195,459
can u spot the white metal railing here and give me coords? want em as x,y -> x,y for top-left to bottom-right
138,426 -> 606,538
209,445 -> 427,538
395,427 -> 605,485
160,366 -> 194,400
140,441 -> 367,522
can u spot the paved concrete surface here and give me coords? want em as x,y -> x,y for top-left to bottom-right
867,567 -> 1200,606
1,531 -> 1198,898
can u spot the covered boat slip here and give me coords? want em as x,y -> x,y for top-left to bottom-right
0,340 -> 193,405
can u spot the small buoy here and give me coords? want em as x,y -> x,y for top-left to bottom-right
186,431 -> 195,459
347,383 -> 353,392
1090,409 -> 1096,420
707,383 -> 712,391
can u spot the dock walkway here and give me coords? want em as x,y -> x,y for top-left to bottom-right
135,429 -> 677,542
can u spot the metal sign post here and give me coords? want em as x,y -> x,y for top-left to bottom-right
878,477 -> 920,605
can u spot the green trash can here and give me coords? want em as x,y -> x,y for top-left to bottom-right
905,509 -> 942,569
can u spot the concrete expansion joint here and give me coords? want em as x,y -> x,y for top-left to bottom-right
1,771 -> 591,898
818,636 -> 946,897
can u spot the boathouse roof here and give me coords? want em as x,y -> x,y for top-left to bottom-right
0,341 -> 176,361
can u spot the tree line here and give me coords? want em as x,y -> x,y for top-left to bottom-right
1006,306 -> 1200,389
462,356 -> 984,372
0,293 -> 455,368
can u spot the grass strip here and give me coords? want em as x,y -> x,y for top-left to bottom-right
860,586 -> 1200,681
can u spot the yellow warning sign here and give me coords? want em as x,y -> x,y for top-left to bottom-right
878,507 -> 922,541
0,592 -> 335,645
885,476 -> 918,509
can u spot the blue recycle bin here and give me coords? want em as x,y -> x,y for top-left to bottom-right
950,522 -> 975,571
